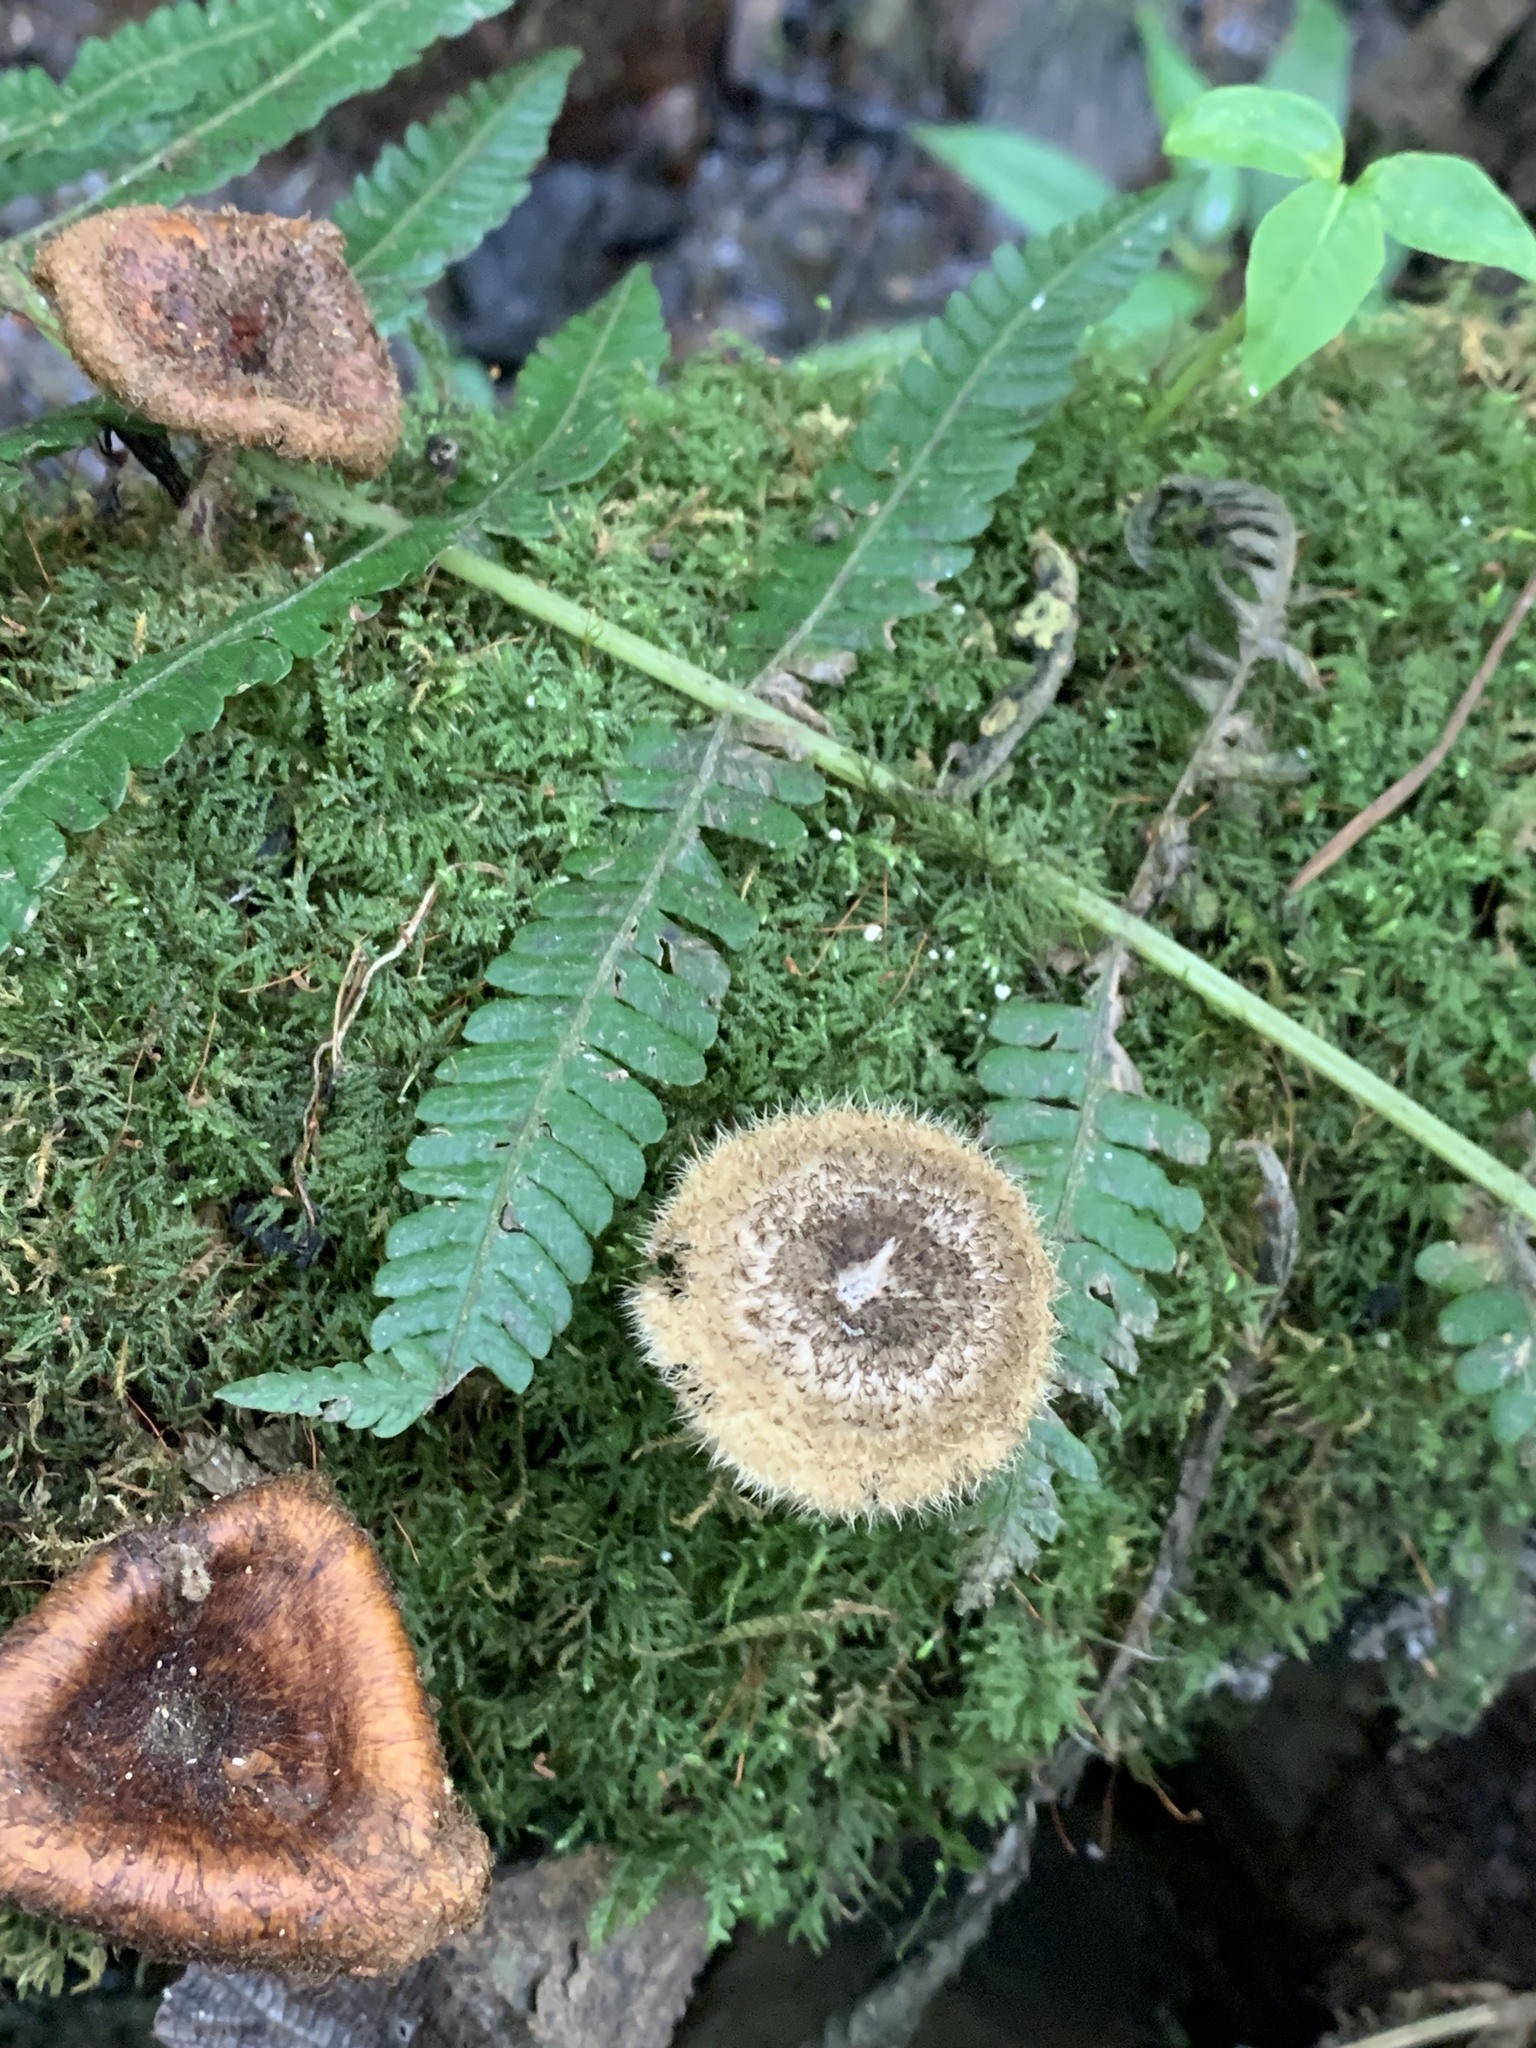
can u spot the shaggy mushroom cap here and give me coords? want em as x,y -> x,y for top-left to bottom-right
631,1107 -> 1057,1518
0,1475 -> 489,1977
32,206 -> 401,476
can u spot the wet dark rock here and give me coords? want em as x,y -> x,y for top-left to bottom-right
447,162 -> 688,370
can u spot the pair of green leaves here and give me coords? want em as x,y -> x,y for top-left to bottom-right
911,0 -> 1351,365
1164,86 -> 1536,393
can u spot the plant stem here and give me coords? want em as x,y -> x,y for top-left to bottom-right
1332,2008 -> 1504,2048
1138,302 -> 1245,440
1048,880 -> 1536,1223
280,466 -> 1536,1231
437,546 -> 913,807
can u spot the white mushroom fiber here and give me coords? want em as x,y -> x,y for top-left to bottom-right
630,1107 -> 1057,1519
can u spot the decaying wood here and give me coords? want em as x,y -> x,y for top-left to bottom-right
154,1852 -> 710,2048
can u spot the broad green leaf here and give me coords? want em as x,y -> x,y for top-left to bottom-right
1247,0 -> 1353,226
1136,7 -> 1209,127
1415,1238 -> 1502,1295
1132,10 -> 1247,247
912,123 -> 1114,234
339,50 -> 580,331
1439,1285 -> 1527,1346
1419,1237 -> 1536,1447
1242,179 -> 1384,394
1358,152 -> 1536,279
1164,85 -> 1344,183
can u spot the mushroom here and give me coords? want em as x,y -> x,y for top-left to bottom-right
0,1475 -> 488,1977
32,206 -> 401,477
630,1106 -> 1056,1518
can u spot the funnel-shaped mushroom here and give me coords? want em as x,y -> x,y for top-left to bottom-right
631,1106 -> 1057,1518
0,1476 -> 488,1976
33,207 -> 401,476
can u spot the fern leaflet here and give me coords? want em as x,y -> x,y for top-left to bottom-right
220,726 -> 823,1435
1417,1218 -> 1536,1444
0,0 -> 301,210
339,50 -> 578,333
730,186 -> 1181,675
0,522 -> 447,950
958,982 -> 1210,1609
1,0 -> 514,248
460,265 -> 671,542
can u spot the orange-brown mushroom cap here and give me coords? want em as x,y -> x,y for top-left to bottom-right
0,1475 -> 489,1977
32,206 -> 401,477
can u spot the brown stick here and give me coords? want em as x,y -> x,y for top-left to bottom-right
1288,562 -> 1536,895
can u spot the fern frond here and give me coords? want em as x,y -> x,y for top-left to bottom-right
0,0 -> 294,210
463,265 -> 671,542
958,983 -> 1210,1610
220,725 -> 822,1436
730,186 -> 1181,675
2,0 -> 514,242
1417,1219 -> 1536,1444
338,50 -> 578,333
0,522 -> 446,949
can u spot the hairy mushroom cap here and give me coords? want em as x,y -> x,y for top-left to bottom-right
630,1106 -> 1057,1518
0,1475 -> 489,1977
32,206 -> 401,476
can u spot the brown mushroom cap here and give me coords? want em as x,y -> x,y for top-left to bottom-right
32,206 -> 401,477
630,1106 -> 1057,1519
0,1475 -> 488,1977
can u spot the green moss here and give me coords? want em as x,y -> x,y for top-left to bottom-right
1,302 -> 1534,1986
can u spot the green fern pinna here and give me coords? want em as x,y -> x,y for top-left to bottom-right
0,0 -> 1534,1997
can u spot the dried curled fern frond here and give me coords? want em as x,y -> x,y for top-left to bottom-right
338,49 -> 579,334
730,186 -> 1183,678
1123,473 -> 1319,915
220,728 -> 823,1435
957,973 -> 1210,1611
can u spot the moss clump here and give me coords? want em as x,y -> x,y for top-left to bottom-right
0,301 -> 1534,1986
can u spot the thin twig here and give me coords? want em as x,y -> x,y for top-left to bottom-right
1288,560 -> 1536,894
290,879 -> 439,1228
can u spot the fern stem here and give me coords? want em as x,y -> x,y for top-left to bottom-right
437,545 -> 913,803
1048,879 -> 1536,1227
275,477 -> 1536,1230
447,553 -> 1536,1226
